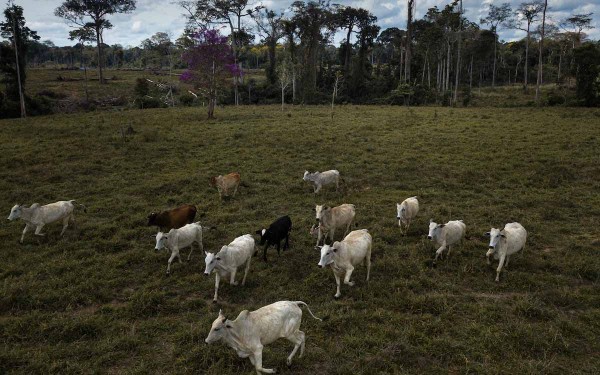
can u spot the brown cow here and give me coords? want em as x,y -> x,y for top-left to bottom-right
210,172 -> 241,200
147,204 -> 197,232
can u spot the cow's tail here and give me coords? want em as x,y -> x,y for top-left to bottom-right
295,301 -> 322,321
70,200 -> 87,213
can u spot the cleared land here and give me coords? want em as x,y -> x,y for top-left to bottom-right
1,105 -> 599,374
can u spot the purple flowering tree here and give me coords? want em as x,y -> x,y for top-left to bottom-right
181,28 -> 242,119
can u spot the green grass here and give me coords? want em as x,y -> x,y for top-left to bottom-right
1,105 -> 599,374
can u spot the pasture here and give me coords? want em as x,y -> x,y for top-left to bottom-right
1,105 -> 599,374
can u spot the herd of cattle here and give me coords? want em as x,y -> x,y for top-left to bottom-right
6,169 -> 528,374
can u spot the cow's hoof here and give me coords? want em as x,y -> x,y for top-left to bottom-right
334,295 -> 340,299
212,299 -> 218,304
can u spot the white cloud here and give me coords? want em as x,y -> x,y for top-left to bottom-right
131,21 -> 142,32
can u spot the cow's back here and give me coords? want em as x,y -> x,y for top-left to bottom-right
341,229 -> 371,264
445,220 -> 466,245
169,223 -> 201,248
504,222 -> 527,254
249,301 -> 302,344
35,201 -> 73,224
331,204 -> 355,226
225,234 -> 255,265
402,197 -> 419,219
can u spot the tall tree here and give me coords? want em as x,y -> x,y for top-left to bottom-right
561,13 -> 594,47
334,5 -> 372,75
480,2 -> 511,87
55,0 -> 136,84
453,0 -> 463,103
404,0 -> 415,83
291,0 -> 333,102
510,1 -> 544,92
253,8 -> 283,85
180,28 -> 242,119
68,27 -> 95,102
179,0 -> 261,105
0,2 -> 40,117
535,0 -> 547,104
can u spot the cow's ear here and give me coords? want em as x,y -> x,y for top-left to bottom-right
430,218 -> 433,223
204,251 -> 208,256
221,317 -> 227,323
500,234 -> 506,238
216,256 -> 221,260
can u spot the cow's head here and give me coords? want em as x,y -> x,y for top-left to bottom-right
396,203 -> 405,224
317,243 -> 337,268
303,171 -> 310,181
147,212 -> 158,226
204,250 -> 222,275
255,228 -> 268,245
315,205 -> 329,223
205,309 -> 230,344
485,228 -> 505,258
427,219 -> 445,240
154,232 -> 168,251
209,176 -> 218,187
7,204 -> 21,221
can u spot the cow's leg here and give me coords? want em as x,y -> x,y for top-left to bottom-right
286,330 -> 305,367
344,266 -> 355,286
263,244 -> 269,262
315,228 -> 322,248
344,222 -> 351,237
333,269 -> 342,298
242,256 -> 251,286
505,255 -> 511,268
366,244 -> 372,282
276,241 -> 281,256
446,245 -> 452,258
496,254 -> 507,282
232,184 -> 238,197
335,178 -> 339,191
166,248 -> 178,274
253,347 -> 275,374
314,184 -> 320,194
329,228 -> 335,244
34,224 -> 46,237
284,233 -> 290,250
405,219 -> 411,235
434,243 -> 446,262
230,268 -> 239,286
187,242 -> 196,261
20,223 -> 33,244
213,273 -> 220,302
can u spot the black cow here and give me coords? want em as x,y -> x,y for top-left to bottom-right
255,215 -> 292,262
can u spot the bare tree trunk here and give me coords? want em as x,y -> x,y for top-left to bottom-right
12,13 -> 26,118
524,21 -> 530,92
469,55 -> 473,90
404,0 -> 415,83
95,26 -> 104,84
535,0 -> 547,104
453,0 -> 463,103
492,29 -> 497,88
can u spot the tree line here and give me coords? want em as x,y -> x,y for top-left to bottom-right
1,0 -> 599,119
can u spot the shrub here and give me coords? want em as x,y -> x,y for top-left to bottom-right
133,77 -> 150,98
179,93 -> 196,106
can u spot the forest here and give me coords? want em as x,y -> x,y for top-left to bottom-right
0,1 -> 599,115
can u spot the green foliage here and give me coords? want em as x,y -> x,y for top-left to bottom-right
133,77 -> 149,98
573,43 -> 600,107
178,92 -> 195,106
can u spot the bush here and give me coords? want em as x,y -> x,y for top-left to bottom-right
547,90 -> 566,106
133,77 -> 150,98
573,43 -> 600,107
179,93 -> 196,106
135,96 -> 163,109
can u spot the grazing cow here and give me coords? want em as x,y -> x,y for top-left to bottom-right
314,204 -> 355,248
210,172 -> 241,200
485,222 -> 527,282
205,301 -> 321,374
428,219 -> 466,263
303,170 -> 340,194
7,200 -> 87,243
147,204 -> 197,231
255,215 -> 292,262
204,234 -> 255,302
154,222 -> 204,274
396,196 -> 419,234
317,229 -> 372,298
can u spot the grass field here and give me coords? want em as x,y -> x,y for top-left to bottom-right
1,105 -> 599,374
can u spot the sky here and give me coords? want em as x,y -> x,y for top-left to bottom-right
6,0 -> 600,47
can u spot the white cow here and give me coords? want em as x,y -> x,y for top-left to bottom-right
428,219 -> 466,263
7,200 -> 86,243
317,229 -> 372,298
205,301 -> 321,374
314,203 -> 355,248
154,222 -> 204,274
486,222 -> 527,282
204,234 -> 255,302
303,170 -> 340,193
396,196 -> 419,234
